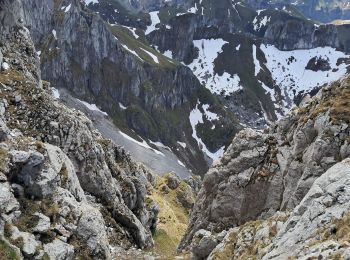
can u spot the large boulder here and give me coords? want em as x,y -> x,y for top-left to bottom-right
0,182 -> 19,214
263,159 -> 350,259
43,239 -> 74,260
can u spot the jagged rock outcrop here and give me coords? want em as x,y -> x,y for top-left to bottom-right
0,1 -> 161,258
205,159 -> 350,259
179,75 -> 350,258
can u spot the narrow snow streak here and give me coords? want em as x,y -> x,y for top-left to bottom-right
189,102 -> 224,161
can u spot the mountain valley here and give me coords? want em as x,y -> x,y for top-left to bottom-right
0,0 -> 350,259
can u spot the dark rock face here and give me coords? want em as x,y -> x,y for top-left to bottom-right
245,0 -> 350,23
305,56 -> 331,71
147,3 -> 350,61
264,21 -> 350,52
92,0 -> 189,13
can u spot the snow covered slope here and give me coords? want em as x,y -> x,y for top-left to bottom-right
186,37 -> 350,120
188,39 -> 242,95
261,44 -> 350,100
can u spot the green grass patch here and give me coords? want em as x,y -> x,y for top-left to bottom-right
0,239 -> 19,260
147,176 -> 190,259
108,24 -> 179,69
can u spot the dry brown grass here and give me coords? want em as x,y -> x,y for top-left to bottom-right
146,175 -> 190,259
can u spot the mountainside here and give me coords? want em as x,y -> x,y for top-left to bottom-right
87,0 -> 350,130
179,74 -> 350,258
16,0 -> 350,177
20,0 -> 241,176
0,0 -> 158,256
1,0 -> 350,259
245,0 -> 350,23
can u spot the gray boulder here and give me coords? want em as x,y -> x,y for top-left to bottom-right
10,226 -> 41,258
76,205 -> 111,259
0,182 -> 19,214
263,159 -> 350,259
166,173 -> 180,190
43,239 -> 74,260
32,212 -> 50,234
191,230 -> 218,259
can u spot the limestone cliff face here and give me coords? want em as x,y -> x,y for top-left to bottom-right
263,20 -> 350,52
0,1 -> 164,258
179,75 -> 350,258
245,0 -> 350,23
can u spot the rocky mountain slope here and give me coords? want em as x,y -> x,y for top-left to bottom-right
179,74 -> 350,258
20,0 -> 241,176
18,0 -> 350,176
0,1 -> 199,259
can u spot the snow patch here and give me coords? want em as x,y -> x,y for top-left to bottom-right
177,160 -> 186,167
120,42 -> 144,61
149,140 -> 171,151
188,39 -> 242,95
83,0 -> 99,5
145,11 -> 160,35
189,102 -> 224,161
119,102 -> 127,110
140,48 -> 159,63
119,131 -> 165,156
261,44 -> 350,102
52,29 -> 57,39
122,26 -> 139,39
252,44 -> 262,76
253,15 -> 271,31
163,50 -> 173,59
187,3 -> 198,14
77,99 -> 108,116
52,88 -> 60,99
202,104 -> 219,121
177,141 -> 187,149
61,4 -> 72,12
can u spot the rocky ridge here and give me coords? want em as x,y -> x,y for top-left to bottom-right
179,74 -> 350,258
0,1 -> 178,258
